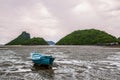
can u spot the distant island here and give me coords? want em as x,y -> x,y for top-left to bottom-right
6,31 -> 48,45
6,29 -> 120,45
47,41 -> 55,45
56,29 -> 118,45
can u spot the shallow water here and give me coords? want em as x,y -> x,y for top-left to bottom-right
0,45 -> 120,80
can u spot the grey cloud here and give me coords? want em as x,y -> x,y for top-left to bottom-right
0,0 -> 120,44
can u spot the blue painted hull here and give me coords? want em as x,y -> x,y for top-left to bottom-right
31,53 -> 55,65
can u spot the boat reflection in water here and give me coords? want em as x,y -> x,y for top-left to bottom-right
31,63 -> 54,79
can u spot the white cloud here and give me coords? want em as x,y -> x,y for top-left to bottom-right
73,1 -> 92,13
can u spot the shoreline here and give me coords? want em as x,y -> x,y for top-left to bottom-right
0,45 -> 120,48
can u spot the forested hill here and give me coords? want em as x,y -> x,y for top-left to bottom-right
6,31 -> 48,45
56,29 -> 118,45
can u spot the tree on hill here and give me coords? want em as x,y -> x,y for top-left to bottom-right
118,37 -> 120,44
56,29 -> 118,45
23,37 -> 48,45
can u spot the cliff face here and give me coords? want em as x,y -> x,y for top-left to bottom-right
56,29 -> 118,45
6,31 -> 48,45
18,31 -> 30,39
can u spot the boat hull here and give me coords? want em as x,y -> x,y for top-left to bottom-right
31,53 -> 55,65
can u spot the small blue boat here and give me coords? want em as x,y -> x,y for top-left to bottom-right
31,52 -> 55,65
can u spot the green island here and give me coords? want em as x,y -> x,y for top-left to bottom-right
56,29 -> 118,45
6,31 -> 48,45
6,29 -> 120,45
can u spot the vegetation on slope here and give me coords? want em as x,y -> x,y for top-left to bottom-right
6,31 -> 48,45
23,37 -> 48,45
56,29 -> 118,45
6,31 -> 30,45
118,37 -> 120,44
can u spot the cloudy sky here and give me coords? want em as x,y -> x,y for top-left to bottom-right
0,0 -> 120,44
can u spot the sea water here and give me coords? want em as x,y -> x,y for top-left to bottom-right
0,45 -> 120,80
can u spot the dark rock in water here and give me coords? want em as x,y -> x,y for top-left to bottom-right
0,61 -> 13,67
9,68 -> 18,71
47,41 -> 55,45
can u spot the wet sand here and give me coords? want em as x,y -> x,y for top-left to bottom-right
0,45 -> 120,80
